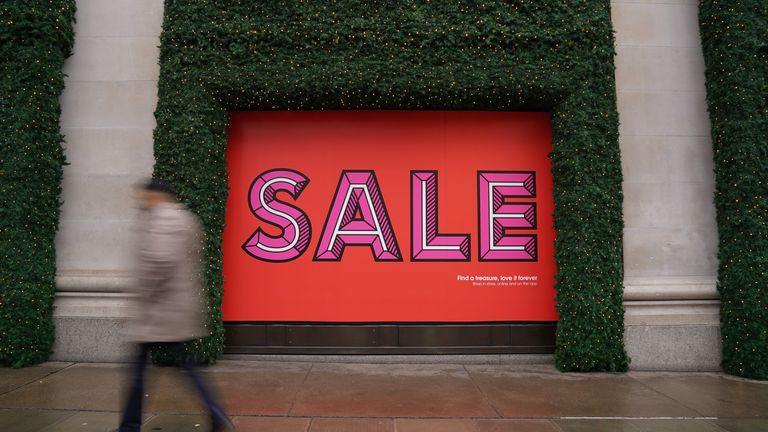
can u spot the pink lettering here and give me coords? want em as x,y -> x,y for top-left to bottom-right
314,170 -> 402,261
243,170 -> 541,262
411,171 -> 470,261
243,169 -> 312,262
477,171 -> 537,261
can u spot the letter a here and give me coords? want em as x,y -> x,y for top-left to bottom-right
315,170 -> 401,261
411,171 -> 470,261
242,169 -> 311,262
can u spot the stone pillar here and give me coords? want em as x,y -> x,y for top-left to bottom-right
53,0 -> 164,361
612,0 -> 720,370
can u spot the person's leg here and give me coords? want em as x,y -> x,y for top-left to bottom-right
175,345 -> 229,430
118,343 -> 151,432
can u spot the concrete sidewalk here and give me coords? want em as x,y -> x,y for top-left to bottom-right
1,360 -> 767,431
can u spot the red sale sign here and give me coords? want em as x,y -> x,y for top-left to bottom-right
222,111 -> 557,322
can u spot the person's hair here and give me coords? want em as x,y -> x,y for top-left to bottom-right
142,178 -> 176,197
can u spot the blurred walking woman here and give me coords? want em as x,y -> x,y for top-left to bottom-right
116,179 -> 232,432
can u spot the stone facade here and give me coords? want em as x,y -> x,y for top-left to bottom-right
54,0 -> 160,361
53,0 -> 720,369
613,0 -> 719,370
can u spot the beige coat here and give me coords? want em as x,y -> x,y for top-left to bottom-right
126,202 -> 209,342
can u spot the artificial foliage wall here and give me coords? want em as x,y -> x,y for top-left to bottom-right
700,0 -> 768,380
154,0 -> 629,371
0,1 -> 76,367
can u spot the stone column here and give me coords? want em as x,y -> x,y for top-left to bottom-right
612,0 -> 720,370
53,0 -> 164,361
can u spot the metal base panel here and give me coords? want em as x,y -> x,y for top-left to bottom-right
224,322 -> 556,355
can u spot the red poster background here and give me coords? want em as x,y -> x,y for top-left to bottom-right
222,111 -> 557,322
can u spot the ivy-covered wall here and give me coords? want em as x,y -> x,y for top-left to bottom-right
154,0 -> 628,371
700,0 -> 768,380
0,1 -> 76,367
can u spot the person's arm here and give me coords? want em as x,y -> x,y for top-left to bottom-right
139,212 -> 181,286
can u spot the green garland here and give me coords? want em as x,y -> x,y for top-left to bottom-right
0,1 -> 76,367
153,0 -> 628,371
700,1 -> 768,380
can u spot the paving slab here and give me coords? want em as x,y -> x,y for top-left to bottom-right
713,418 -> 768,432
0,362 -> 72,395
631,372 -> 768,418
553,419 -> 641,432
0,363 -> 210,414
290,363 -> 498,418
628,419 -> 728,432
0,363 -> 124,411
309,417 -> 394,431
466,365 -> 701,418
140,366 -> 210,414
141,414 -> 209,431
121,363 -> 297,415
396,418 -> 559,431
0,408 -> 75,432
0,360 -> 311,417
79,361 -> 296,415
208,360 -> 313,415
232,416 -> 311,432
39,410 -> 123,432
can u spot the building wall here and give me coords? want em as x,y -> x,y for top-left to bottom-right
53,0 -> 721,369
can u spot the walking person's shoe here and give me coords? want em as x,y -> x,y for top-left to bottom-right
212,413 -> 236,432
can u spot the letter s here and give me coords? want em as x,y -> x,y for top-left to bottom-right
242,169 -> 311,262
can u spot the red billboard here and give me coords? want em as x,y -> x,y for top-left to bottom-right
222,111 -> 557,322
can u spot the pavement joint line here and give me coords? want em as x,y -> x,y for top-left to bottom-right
549,420 -> 566,432
40,412 -> 78,429
0,362 -> 76,398
462,364 -> 503,418
628,373 -> 711,417
36,409 -> 79,432
558,416 -> 720,420
286,361 -> 315,417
